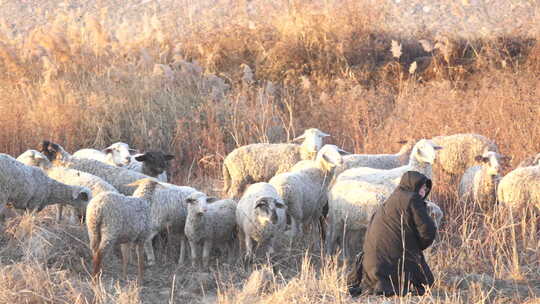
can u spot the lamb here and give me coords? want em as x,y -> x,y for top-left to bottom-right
236,183 -> 287,260
126,151 -> 174,182
87,178 -> 160,282
326,177 -> 443,259
497,163 -> 540,211
184,191 -> 237,267
39,140 -> 197,266
336,139 -> 442,187
0,153 -> 91,213
333,140 -> 415,178
432,133 -> 499,178
16,150 -> 118,223
73,142 -> 136,167
269,144 -> 348,238
517,153 -> 540,168
222,128 -> 330,198
458,150 -> 506,210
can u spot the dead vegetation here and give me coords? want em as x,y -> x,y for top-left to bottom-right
0,0 -> 538,303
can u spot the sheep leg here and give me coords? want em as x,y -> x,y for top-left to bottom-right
177,233 -> 186,265
189,240 -> 199,267
120,243 -> 130,280
92,241 -> 112,279
202,241 -> 212,268
136,243 -> 145,284
56,204 -> 63,223
244,235 -> 254,262
325,217 -> 336,256
238,228 -> 246,254
143,231 -> 158,266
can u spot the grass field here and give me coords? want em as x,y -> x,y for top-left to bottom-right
0,0 -> 538,303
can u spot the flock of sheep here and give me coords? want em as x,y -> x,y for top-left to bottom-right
0,129 -> 539,282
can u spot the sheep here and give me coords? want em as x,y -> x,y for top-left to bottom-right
326,177 -> 443,260
39,140 -> 155,196
87,178 -> 160,282
432,133 -> 499,178
336,139 -> 443,187
269,144 -> 348,238
497,163 -> 540,211
333,140 -> 415,178
458,150 -> 507,210
73,142 -> 136,167
0,153 -> 91,213
39,140 -> 197,266
236,183 -> 287,260
16,150 -> 119,223
222,128 -> 330,198
184,191 -> 237,267
517,153 -> 540,168
126,151 -> 174,182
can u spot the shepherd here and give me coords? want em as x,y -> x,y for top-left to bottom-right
349,170 -> 437,297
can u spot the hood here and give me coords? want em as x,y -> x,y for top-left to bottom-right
398,171 -> 432,199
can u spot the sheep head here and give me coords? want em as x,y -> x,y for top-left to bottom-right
412,139 -> 443,164
134,151 -> 174,176
102,142 -> 136,167
293,128 -> 330,154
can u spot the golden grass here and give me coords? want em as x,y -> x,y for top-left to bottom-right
0,0 -> 539,303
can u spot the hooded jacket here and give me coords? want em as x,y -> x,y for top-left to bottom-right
361,171 -> 437,296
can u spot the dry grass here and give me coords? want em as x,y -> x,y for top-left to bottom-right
0,0 -> 539,303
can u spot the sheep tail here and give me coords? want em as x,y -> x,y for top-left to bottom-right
87,209 -> 102,252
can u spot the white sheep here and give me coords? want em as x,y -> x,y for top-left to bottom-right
336,139 -> 442,187
333,140 -> 415,178
326,176 -> 443,259
236,183 -> 287,260
222,128 -> 330,198
0,153 -> 91,213
497,164 -> 540,211
126,151 -> 174,182
17,149 -> 118,223
73,142 -> 136,167
517,153 -> 540,168
87,178 -> 160,282
40,141 -> 197,266
458,150 -> 506,210
269,144 -> 348,238
432,133 -> 499,178
184,191 -> 237,267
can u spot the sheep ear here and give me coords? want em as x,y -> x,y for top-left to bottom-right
129,149 -> 138,155
165,154 -> 175,161
102,148 -> 113,154
38,141 -> 50,152
135,154 -> 147,162
186,198 -> 197,204
317,130 -> 330,137
206,197 -> 219,203
292,134 -> 306,142
397,140 -> 408,144
337,148 -> 350,155
275,201 -> 285,209
475,155 -> 489,163
433,145 -> 443,150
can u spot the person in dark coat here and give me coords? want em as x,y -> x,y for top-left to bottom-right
360,170 -> 437,297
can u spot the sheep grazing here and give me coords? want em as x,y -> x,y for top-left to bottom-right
17,150 -> 118,223
0,153 -> 91,213
336,139 -> 442,187
236,183 -> 287,260
517,153 -> 540,168
40,140 -> 197,266
269,144 -> 348,238
184,191 -> 236,267
333,140 -> 415,178
222,128 -> 330,198
87,178 -> 160,282
127,151 -> 174,182
432,133 -> 499,178
73,142 -> 136,167
458,150 -> 506,210
497,163 -> 540,211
